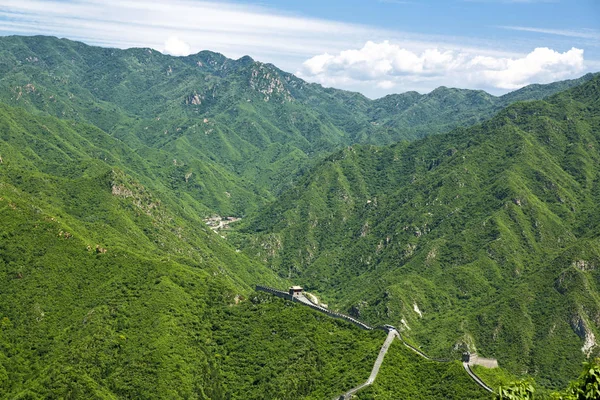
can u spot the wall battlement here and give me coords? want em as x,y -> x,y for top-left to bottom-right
255,285 -> 372,330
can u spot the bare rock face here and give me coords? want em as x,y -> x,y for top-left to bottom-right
573,259 -> 595,272
249,64 -> 293,103
571,314 -> 598,357
111,184 -> 134,198
185,92 -> 202,105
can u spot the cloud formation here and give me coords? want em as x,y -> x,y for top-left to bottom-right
0,0 -> 378,63
0,0 -> 595,96
164,36 -> 191,56
500,26 -> 600,40
299,41 -> 585,91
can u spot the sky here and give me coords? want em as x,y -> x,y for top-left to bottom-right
0,0 -> 598,98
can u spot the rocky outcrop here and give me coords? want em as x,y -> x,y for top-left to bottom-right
110,170 -> 161,218
249,64 -> 293,103
185,92 -> 203,105
571,314 -> 597,357
573,259 -> 595,272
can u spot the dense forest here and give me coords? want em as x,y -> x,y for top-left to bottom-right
236,75 -> 600,388
0,35 -> 599,398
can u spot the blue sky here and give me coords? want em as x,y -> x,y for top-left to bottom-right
1,0 -> 598,97
241,0 -> 599,40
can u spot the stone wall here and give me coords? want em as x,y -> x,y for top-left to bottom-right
255,285 -> 292,301
255,285 -> 372,330
468,353 -> 499,369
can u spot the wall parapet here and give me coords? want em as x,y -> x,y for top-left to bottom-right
255,285 -> 292,300
255,285 -> 372,330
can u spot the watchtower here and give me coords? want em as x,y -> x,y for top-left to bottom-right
289,286 -> 303,297
462,352 -> 471,363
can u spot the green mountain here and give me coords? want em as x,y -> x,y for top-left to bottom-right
1,34 -> 599,398
0,35 -> 593,214
0,71 -> 490,399
369,74 -> 595,139
0,101 -> 369,398
236,74 -> 600,389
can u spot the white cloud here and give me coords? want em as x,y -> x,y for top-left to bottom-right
377,80 -> 396,89
299,41 -> 585,92
478,47 -> 584,89
500,26 -> 600,40
164,36 -> 191,56
0,0 -> 595,96
0,0 -> 383,64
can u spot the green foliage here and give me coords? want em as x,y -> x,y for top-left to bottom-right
494,359 -> 600,399
473,365 -> 519,391
355,341 -> 489,399
0,82 -> 494,399
561,359 -> 600,400
496,380 -> 536,400
0,35 -> 592,215
237,74 -> 600,389
209,293 -> 384,399
0,34 -> 599,398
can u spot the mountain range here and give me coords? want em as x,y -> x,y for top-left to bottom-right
0,35 -> 599,398
235,75 -> 600,388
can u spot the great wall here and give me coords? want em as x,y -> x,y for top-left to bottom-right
255,285 -> 373,330
256,285 -> 496,398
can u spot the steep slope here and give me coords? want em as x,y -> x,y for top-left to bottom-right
0,101 -> 383,399
0,35 -> 382,199
0,35 -> 593,208
369,73 -> 596,139
0,103 -> 493,398
236,75 -> 600,388
356,341 -> 490,399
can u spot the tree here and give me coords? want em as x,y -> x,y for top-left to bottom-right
496,380 -> 535,400
560,359 -> 600,400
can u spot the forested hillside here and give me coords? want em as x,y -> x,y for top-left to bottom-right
0,101 -> 492,398
236,75 -> 600,389
1,35 -> 599,398
0,97 -> 479,399
0,35 -> 592,214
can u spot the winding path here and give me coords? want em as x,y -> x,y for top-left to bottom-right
463,362 -> 494,393
256,285 -> 495,397
397,332 -> 493,394
336,329 -> 397,400
397,332 -> 494,394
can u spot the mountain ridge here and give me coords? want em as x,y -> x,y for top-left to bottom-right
1,34 -> 595,215
234,74 -> 600,388
1,34 -> 600,397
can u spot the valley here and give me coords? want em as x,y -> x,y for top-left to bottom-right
0,35 -> 599,399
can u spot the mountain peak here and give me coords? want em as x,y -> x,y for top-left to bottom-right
237,55 -> 255,65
